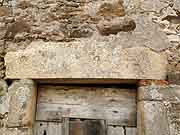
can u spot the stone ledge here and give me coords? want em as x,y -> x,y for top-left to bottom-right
5,41 -> 167,80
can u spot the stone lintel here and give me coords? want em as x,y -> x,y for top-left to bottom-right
5,41 -> 167,81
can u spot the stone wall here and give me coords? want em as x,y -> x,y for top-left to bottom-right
0,79 -> 36,135
138,81 -> 180,135
0,0 -> 180,135
0,0 -> 180,81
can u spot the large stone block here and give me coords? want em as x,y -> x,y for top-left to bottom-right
5,41 -> 167,80
167,72 -> 180,85
137,101 -> 170,135
7,79 -> 37,127
138,85 -> 180,135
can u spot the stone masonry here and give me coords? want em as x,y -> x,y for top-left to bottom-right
138,81 -> 180,135
0,0 -> 180,135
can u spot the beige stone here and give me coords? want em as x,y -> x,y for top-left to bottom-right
0,80 -> 8,115
108,126 -> 124,135
5,41 -> 167,80
138,85 -> 180,135
137,101 -> 170,135
7,79 -> 37,127
0,127 -> 31,135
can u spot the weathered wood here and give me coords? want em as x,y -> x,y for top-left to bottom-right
69,119 -> 84,135
34,122 -> 62,135
108,126 -> 124,135
63,118 -> 69,135
36,85 -> 137,126
69,119 -> 106,135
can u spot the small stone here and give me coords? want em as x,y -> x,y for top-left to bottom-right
96,0 -> 125,18
0,7 -> 11,17
0,80 -> 8,115
70,25 -> 94,38
167,72 -> 180,85
97,17 -> 136,36
138,85 -> 180,101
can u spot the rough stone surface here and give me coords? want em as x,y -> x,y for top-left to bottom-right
0,80 -> 8,134
0,0 -> 180,135
167,72 -> 180,85
7,79 -> 37,127
0,80 -> 8,114
165,101 -> 180,135
138,85 -> 180,101
0,127 -> 31,135
138,101 -> 170,135
138,85 -> 180,135
0,0 -> 177,80
5,41 -> 167,80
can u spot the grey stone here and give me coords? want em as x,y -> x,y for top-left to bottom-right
167,72 -> 180,85
108,126 -> 124,135
138,85 -> 180,101
165,101 -> 180,135
0,80 -> 8,115
137,101 -> 170,135
5,41 -> 167,80
0,80 -> 7,96
7,79 -> 37,127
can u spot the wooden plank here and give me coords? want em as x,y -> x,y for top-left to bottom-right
36,85 -> 137,126
69,119 -> 106,135
62,118 -> 69,135
34,122 -> 62,135
70,119 -> 84,135
108,126 -> 124,135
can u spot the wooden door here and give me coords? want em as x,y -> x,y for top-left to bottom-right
34,85 -> 137,135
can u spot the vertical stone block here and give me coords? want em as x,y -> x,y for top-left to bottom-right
0,80 -> 8,114
138,84 -> 180,135
137,101 -> 170,135
7,79 -> 37,127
